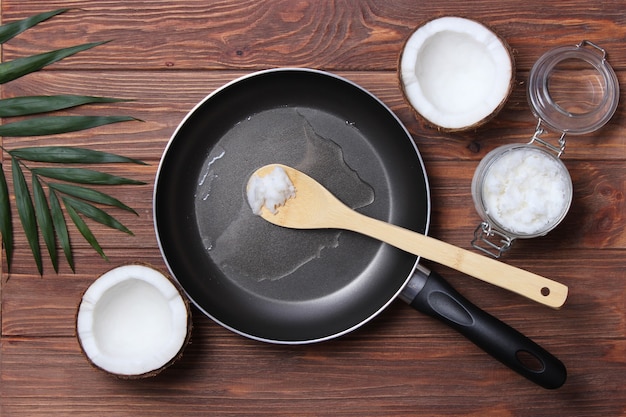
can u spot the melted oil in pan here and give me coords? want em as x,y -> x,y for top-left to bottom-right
194,106 -> 376,285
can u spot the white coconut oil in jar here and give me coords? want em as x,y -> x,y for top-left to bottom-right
471,41 -> 618,257
472,144 -> 572,240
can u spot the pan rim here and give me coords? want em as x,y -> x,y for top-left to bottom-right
153,68 -> 431,344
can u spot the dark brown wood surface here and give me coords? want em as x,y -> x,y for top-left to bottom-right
1,1 -> 625,416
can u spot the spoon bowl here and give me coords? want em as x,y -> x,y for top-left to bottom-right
250,164 -> 568,309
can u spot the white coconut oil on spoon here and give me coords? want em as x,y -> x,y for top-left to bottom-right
194,106 -> 376,286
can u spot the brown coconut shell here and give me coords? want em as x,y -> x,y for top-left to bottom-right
76,262 -> 192,379
398,16 -> 516,133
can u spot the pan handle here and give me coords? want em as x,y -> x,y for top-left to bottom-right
400,265 -> 567,389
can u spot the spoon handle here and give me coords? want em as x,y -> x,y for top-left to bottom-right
341,210 -> 568,309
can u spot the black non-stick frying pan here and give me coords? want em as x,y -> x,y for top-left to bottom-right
154,69 -> 566,389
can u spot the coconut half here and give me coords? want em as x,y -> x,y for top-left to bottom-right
76,264 -> 191,379
399,16 -> 514,131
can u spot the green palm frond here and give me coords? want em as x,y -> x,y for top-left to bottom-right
64,199 -> 108,261
0,115 -> 138,137
0,165 -> 13,270
0,95 -> 129,117
49,189 -> 73,270
32,174 -> 58,271
11,157 -> 42,274
0,41 -> 109,84
9,146 -> 146,165
31,167 -> 143,185
0,9 -> 145,274
48,183 -> 137,214
0,9 -> 68,43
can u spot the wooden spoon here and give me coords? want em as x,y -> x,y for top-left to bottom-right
250,164 -> 568,309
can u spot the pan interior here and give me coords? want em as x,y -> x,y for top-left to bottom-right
197,106 -> 377,287
155,69 -> 429,343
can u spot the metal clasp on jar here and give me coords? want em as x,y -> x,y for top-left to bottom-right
530,118 -> 566,158
471,222 -> 514,258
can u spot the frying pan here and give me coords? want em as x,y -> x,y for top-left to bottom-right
154,68 -> 566,389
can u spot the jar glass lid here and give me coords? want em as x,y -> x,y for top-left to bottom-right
527,41 -> 619,135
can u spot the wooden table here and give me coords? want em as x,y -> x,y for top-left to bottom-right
1,1 -> 625,416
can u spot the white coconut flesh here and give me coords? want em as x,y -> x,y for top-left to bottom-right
400,17 -> 513,130
76,264 -> 190,377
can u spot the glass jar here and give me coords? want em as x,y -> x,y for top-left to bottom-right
527,40 -> 619,135
471,41 -> 618,257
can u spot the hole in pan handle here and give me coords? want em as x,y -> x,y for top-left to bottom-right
400,265 -> 567,389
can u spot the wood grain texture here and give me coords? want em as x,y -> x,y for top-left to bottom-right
3,0 -> 626,70
1,333 -> 625,416
2,1 -> 626,416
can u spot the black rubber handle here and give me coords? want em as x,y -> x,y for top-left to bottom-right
403,267 -> 567,389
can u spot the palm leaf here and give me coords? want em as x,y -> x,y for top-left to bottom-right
32,175 -> 58,272
11,158 -> 42,274
49,182 -> 137,214
10,146 -> 146,165
0,8 -> 68,43
63,198 -> 107,261
32,167 -> 144,185
0,165 -> 14,270
0,115 -> 137,136
0,9 -> 143,273
0,95 -> 128,117
49,189 -> 73,271
0,41 -> 108,84
63,196 -> 133,235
